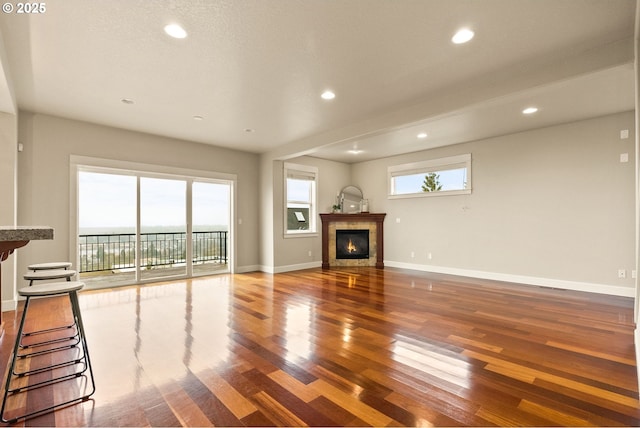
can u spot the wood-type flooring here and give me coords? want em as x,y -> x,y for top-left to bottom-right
0,267 -> 638,426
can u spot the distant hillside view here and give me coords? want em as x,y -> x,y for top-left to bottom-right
79,225 -> 229,235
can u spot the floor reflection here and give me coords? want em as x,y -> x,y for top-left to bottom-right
79,276 -> 234,409
391,334 -> 472,390
284,304 -> 314,362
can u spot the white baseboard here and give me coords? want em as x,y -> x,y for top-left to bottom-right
261,261 -> 322,274
255,260 -> 632,297
258,265 -> 275,274
234,264 -> 261,274
2,299 -> 17,313
274,261 -> 322,274
384,261 -> 635,297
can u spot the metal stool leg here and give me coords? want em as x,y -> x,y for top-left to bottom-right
1,296 -> 32,423
1,285 -> 96,423
69,290 -> 96,398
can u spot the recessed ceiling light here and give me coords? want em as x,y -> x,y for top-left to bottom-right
321,90 -> 336,100
452,28 -> 474,44
522,107 -> 538,115
121,98 -> 134,104
244,128 -> 255,133
193,115 -> 204,121
417,132 -> 428,139
164,24 -> 187,39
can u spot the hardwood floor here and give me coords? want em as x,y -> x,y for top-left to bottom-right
0,267 -> 638,426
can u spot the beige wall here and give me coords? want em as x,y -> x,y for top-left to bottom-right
0,112 -> 17,313
263,156 -> 351,272
3,110 -> 636,311
351,111 -> 636,295
9,112 -> 260,307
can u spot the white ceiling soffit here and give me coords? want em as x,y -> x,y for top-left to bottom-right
309,64 -> 635,163
0,0 -> 635,162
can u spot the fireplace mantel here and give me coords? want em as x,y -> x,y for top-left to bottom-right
320,213 -> 386,269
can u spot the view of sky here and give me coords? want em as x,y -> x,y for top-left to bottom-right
393,168 -> 467,194
286,178 -> 313,202
79,171 -> 230,230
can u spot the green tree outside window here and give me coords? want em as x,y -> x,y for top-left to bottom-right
422,173 -> 443,192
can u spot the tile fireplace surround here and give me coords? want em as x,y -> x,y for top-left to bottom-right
319,213 -> 386,269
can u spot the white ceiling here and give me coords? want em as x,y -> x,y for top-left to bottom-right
0,0 -> 635,163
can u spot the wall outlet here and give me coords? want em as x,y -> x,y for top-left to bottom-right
308,250 -> 312,257
620,153 -> 629,163
618,269 -> 626,279
621,129 -> 629,139
410,251 -> 415,258
396,217 -> 401,223
427,252 -> 432,260
633,270 -> 637,279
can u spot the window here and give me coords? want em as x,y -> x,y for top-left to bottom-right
388,154 -> 471,198
284,163 -> 317,236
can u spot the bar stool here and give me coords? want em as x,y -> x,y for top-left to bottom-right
23,268 -> 76,287
0,281 -> 96,423
28,261 -> 72,271
21,269 -> 78,343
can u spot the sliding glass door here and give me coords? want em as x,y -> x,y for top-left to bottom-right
140,177 -> 187,281
192,182 -> 230,276
78,171 -> 137,285
77,168 -> 232,288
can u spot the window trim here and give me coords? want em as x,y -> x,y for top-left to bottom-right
284,162 -> 318,238
388,153 -> 472,199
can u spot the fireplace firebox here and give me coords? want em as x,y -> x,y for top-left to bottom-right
336,229 -> 369,259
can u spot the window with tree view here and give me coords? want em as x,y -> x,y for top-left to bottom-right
388,154 -> 471,198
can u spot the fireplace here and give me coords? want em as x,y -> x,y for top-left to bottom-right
320,213 -> 386,269
336,230 -> 369,259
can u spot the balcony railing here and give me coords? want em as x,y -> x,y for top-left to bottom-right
79,231 -> 228,273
